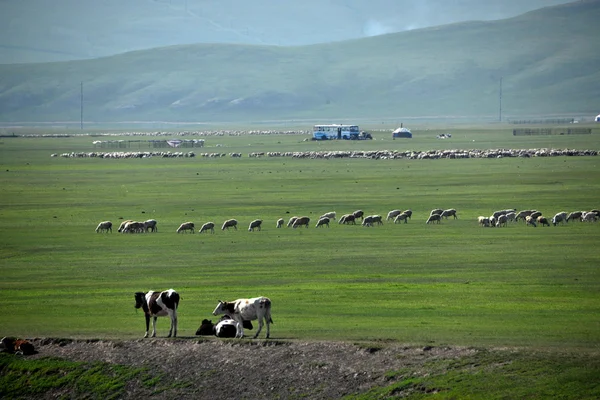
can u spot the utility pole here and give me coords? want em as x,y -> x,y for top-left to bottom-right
499,77 -> 503,123
80,81 -> 84,131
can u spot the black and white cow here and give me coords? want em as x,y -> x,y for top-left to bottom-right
134,289 -> 179,338
212,297 -> 272,339
195,316 -> 254,337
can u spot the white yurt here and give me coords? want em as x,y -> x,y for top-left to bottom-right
595,114 -> 600,122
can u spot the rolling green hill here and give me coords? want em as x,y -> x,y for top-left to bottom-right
0,0 -> 598,124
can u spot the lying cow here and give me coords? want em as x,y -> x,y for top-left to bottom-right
196,316 -> 253,337
212,296 -> 273,339
1,337 -> 36,355
134,289 -> 180,338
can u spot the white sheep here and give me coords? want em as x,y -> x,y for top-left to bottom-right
496,215 -> 508,227
248,219 -> 262,231
582,212 -> 597,222
292,216 -> 310,228
199,222 -> 215,234
386,210 -> 402,221
222,219 -> 238,230
315,217 -> 330,228
526,216 -> 537,227
478,216 -> 490,227
440,208 -> 457,219
426,214 -> 441,224
319,211 -> 336,221
394,213 -> 409,224
276,218 -> 284,228
143,219 -> 157,233
552,212 -> 568,226
177,222 -> 195,233
95,221 -> 112,233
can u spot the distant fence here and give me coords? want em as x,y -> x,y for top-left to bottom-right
513,128 -> 591,136
510,118 -> 575,124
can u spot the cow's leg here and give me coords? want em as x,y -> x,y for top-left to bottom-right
168,310 -> 177,338
266,319 -> 270,339
234,316 -> 244,338
151,316 -> 157,337
254,318 -> 264,339
144,314 -> 150,338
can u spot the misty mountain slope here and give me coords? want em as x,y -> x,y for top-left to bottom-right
0,0 -> 598,123
0,0 -> 572,63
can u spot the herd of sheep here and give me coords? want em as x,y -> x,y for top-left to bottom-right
96,207 -> 598,235
56,147 -> 598,160
478,209 -> 600,228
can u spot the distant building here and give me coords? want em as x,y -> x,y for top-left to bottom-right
392,127 -> 412,138
595,114 -> 600,122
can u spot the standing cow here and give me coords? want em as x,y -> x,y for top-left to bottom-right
134,289 -> 180,338
212,296 -> 273,339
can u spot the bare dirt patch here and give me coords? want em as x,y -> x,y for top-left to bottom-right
27,338 -> 477,399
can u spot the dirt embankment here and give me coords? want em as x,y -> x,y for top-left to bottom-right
26,338 -> 476,399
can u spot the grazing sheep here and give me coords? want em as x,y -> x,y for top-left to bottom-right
515,210 -> 537,222
430,209 -> 443,216
177,222 -> 195,233
552,212 -> 568,226
440,208 -> 457,219
492,208 -> 516,219
315,217 -> 330,228
403,209 -> 413,219
371,215 -> 383,225
394,213 -> 409,224
199,222 -> 215,234
582,212 -> 598,222
478,216 -> 490,227
526,216 -> 537,227
362,216 -> 375,227
287,216 -> 298,227
143,219 -> 157,233
386,210 -> 402,221
426,214 -> 442,224
496,214 -> 508,227
292,216 -> 310,228
118,219 -> 134,233
123,221 -> 145,233
537,216 -> 550,227
320,211 -> 336,221
95,221 -> 112,233
352,210 -> 364,221
339,214 -> 356,224
276,218 -> 284,228
567,211 -> 584,222
248,219 -> 262,232
489,215 -> 497,227
222,219 -> 238,230
505,212 -> 517,223
529,211 -> 543,220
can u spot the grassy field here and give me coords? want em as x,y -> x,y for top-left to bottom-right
1,125 -> 599,348
1,125 -> 600,398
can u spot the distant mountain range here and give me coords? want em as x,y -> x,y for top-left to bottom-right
0,0 -> 598,125
0,0 -> 571,64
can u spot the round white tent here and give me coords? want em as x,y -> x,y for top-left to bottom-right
595,114 -> 600,122
392,127 -> 412,138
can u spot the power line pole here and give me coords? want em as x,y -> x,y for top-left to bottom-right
499,77 -> 502,123
80,81 -> 84,131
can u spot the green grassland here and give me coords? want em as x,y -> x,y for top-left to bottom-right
1,125 -> 599,349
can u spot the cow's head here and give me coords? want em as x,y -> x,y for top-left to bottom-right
212,300 -> 235,316
134,292 -> 146,309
